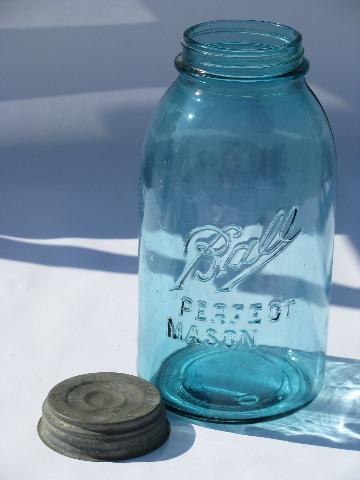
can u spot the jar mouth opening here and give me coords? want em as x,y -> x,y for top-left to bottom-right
183,20 -> 302,57
178,20 -> 306,79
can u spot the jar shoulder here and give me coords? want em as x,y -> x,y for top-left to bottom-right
145,77 -> 335,149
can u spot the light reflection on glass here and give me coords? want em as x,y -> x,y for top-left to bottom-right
171,355 -> 360,451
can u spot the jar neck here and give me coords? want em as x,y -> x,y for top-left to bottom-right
177,70 -> 308,98
175,20 -> 308,81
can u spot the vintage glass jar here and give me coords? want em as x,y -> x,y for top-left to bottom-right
137,20 -> 336,422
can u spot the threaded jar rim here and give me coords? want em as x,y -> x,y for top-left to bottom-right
176,20 -> 307,79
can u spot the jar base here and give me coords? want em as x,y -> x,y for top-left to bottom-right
156,345 -> 323,422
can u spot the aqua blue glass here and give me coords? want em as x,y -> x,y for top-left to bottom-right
138,20 -> 336,422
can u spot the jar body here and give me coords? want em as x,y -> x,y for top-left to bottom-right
138,73 -> 336,422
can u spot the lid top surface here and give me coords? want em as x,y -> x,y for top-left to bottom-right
47,372 -> 161,426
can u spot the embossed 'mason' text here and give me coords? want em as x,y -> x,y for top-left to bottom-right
167,296 -> 296,349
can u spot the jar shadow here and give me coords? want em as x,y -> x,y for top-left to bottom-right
169,355 -> 360,451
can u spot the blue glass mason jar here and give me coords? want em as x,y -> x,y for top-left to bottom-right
138,20 -> 336,422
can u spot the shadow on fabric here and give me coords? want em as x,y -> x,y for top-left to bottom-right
175,355 -> 360,451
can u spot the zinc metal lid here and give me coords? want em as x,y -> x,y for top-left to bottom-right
37,372 -> 170,461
